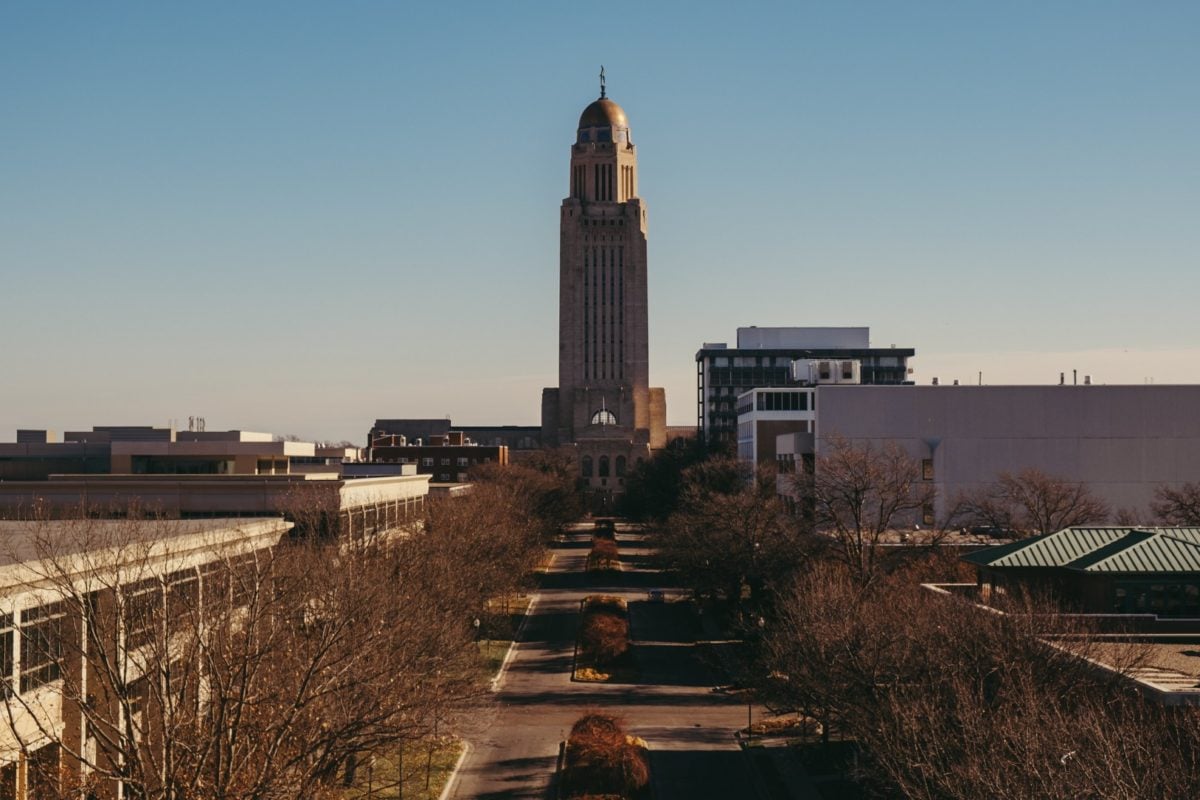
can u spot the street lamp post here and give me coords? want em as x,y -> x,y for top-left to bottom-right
748,615 -> 765,742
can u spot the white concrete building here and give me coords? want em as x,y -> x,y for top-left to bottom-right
735,387 -> 816,464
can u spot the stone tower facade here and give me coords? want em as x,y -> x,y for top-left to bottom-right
541,81 -> 667,495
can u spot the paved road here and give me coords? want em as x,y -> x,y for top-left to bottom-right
448,525 -> 758,800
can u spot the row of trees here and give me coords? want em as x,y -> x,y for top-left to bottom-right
651,439 -> 1200,595
1,456 -> 582,799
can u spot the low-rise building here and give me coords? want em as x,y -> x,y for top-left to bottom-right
0,517 -> 294,796
927,526 -> 1200,706
963,525 -> 1200,615
0,427 -> 429,537
366,433 -> 507,483
1,427 -> 326,479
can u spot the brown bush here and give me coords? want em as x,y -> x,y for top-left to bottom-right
579,609 -> 630,665
565,713 -> 650,799
584,595 -> 626,611
592,538 -> 619,559
587,538 -> 621,572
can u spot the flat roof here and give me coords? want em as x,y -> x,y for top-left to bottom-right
696,346 -> 916,359
1056,638 -> 1200,704
0,518 -> 290,569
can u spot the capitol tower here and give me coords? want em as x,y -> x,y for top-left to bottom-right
542,71 -> 667,498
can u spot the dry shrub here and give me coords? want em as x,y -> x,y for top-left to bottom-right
579,609 -> 630,665
592,538 -> 619,559
585,595 -> 627,611
565,713 -> 650,799
588,538 -> 621,572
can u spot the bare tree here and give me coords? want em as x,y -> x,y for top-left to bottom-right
759,562 -> 1200,799
468,449 -> 584,541
1152,482 -> 1200,526
793,438 -> 937,585
952,468 -> 1110,537
658,460 -> 810,611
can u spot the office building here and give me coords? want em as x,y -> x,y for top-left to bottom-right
697,326 -> 914,447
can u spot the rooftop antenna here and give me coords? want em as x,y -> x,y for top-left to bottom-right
599,65 -> 606,98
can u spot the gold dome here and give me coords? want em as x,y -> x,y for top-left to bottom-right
578,97 -> 628,130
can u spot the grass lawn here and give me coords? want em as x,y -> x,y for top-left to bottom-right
478,638 -> 512,678
342,738 -> 463,800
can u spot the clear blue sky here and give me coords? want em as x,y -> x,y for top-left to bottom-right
3,2 -> 1198,442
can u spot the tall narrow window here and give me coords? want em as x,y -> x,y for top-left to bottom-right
20,602 -> 67,693
0,613 -> 12,690
599,456 -> 610,477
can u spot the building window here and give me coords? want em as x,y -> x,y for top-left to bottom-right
122,579 -> 162,653
582,456 -> 593,478
0,614 -> 11,692
20,602 -> 67,693
167,569 -> 199,634
599,456 -> 610,477
456,457 -> 469,467
922,459 -> 934,481
591,409 -> 617,426
440,458 -> 450,466
615,456 -> 626,477
421,457 -> 433,467
0,761 -> 15,800
26,743 -> 60,800
229,553 -> 261,609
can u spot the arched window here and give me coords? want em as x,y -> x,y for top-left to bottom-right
598,456 -> 610,477
591,409 -> 617,426
581,456 -> 593,478
615,456 -> 626,477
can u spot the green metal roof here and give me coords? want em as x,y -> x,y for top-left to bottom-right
1082,532 -> 1200,573
964,527 -> 1200,574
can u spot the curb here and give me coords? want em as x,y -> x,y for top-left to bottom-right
436,739 -> 471,800
490,552 -> 555,692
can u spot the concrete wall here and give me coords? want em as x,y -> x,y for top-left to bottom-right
815,385 -> 1200,520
